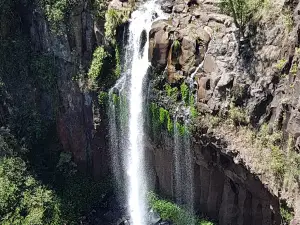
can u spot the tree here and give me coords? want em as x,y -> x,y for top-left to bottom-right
0,130 -> 61,225
219,0 -> 263,36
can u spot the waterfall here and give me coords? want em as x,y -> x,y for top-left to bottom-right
173,114 -> 194,214
108,2 -> 164,225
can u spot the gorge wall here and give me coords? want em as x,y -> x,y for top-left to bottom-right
1,0 -> 300,224
145,0 -> 300,223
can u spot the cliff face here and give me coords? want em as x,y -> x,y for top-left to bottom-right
147,0 -> 300,223
146,132 -> 281,225
2,0 -> 300,224
0,0 -> 110,178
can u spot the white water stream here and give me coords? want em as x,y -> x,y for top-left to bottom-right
108,2 -> 164,225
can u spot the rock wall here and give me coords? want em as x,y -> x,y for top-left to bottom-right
148,0 -> 300,222
146,132 -> 281,225
28,1 -> 110,177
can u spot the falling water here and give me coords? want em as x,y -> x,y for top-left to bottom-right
108,2 -> 164,225
173,112 -> 194,215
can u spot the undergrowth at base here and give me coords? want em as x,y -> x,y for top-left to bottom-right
148,192 -> 214,225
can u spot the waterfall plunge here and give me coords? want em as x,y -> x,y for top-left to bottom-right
108,2 -> 164,225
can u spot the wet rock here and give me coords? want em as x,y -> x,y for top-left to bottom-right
149,20 -> 170,69
118,219 -> 130,225
149,209 -> 161,224
216,72 -> 235,88
173,4 -> 186,13
161,0 -> 174,13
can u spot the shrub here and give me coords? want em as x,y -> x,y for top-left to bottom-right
219,0 -> 263,36
148,192 -> 214,225
105,9 -> 130,42
88,46 -> 108,87
280,205 -> 293,225
39,0 -> 68,33
228,105 -> 249,126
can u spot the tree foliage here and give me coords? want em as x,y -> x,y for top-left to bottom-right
219,0 -> 263,35
0,130 -> 61,225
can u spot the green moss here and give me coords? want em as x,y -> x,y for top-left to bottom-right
189,94 -> 198,118
173,40 -> 180,52
176,122 -> 187,136
150,103 -> 174,135
291,63 -> 298,75
180,82 -> 189,104
112,93 -> 120,105
165,84 -> 178,100
114,45 -> 121,78
276,59 -> 288,70
167,114 -> 173,133
88,46 -> 108,87
172,39 -> 181,60
159,107 -> 166,123
98,91 -> 108,107
148,192 -> 214,225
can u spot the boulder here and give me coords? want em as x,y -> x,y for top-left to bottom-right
149,20 -> 170,69
161,0 -> 174,13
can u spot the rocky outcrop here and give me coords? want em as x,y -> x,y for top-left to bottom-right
147,0 -> 300,223
149,17 -> 211,83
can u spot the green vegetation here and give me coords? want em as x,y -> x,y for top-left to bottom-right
283,9 -> 294,32
219,0 -> 263,36
0,129 -> 60,225
0,157 -> 61,225
105,8 -> 130,43
58,175 -> 111,224
280,205 -> 293,225
165,83 -> 178,100
93,0 -> 108,19
148,192 -> 214,225
0,128 -> 111,224
88,46 -> 108,87
38,0 -> 68,33
247,124 -> 286,180
98,91 -> 109,107
172,39 -> 181,61
176,122 -> 188,136
151,103 -> 173,134
114,45 -> 121,78
180,82 -> 189,104
290,63 -> 298,75
276,58 -> 288,70
189,95 -> 198,118
228,105 -> 249,126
